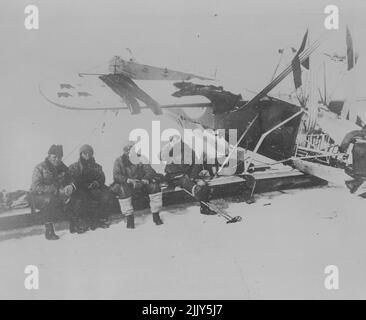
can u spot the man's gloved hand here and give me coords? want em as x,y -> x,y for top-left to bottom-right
88,180 -> 100,189
199,170 -> 211,177
127,178 -> 142,189
47,185 -> 58,195
195,179 -> 208,186
63,184 -> 74,197
193,179 -> 209,201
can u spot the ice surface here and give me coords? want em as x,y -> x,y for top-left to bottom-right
0,185 -> 365,299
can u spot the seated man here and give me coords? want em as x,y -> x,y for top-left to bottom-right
340,126 -> 366,195
111,141 -> 163,229
161,135 -> 217,215
30,145 -> 75,240
69,144 -> 113,230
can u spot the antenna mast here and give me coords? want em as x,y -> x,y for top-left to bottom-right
323,60 -> 327,105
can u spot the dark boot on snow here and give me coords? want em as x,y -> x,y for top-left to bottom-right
126,215 -> 135,229
97,218 -> 110,229
152,212 -> 163,225
45,222 -> 60,240
245,197 -> 255,204
90,218 -> 109,230
69,220 -> 79,234
345,180 -> 361,193
69,219 -> 87,234
89,219 -> 98,231
200,202 -> 217,215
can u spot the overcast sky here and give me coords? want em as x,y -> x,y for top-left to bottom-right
0,0 -> 365,190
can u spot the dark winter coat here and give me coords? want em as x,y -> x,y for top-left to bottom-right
339,129 -> 366,177
339,130 -> 366,153
161,141 -> 202,180
69,157 -> 106,190
30,159 -> 71,194
113,154 -> 157,184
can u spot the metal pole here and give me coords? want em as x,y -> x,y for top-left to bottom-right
216,114 -> 258,175
244,110 -> 304,173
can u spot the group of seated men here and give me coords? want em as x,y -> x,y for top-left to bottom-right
30,136 -> 217,240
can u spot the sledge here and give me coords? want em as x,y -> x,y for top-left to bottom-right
0,162 -> 326,235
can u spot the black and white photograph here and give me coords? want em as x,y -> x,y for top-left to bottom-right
0,0 -> 365,302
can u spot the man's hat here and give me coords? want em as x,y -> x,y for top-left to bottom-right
48,145 -> 63,158
79,144 -> 94,155
123,141 -> 136,153
169,134 -> 181,143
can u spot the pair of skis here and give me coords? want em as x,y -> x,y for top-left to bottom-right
180,173 -> 257,224
181,188 -> 242,224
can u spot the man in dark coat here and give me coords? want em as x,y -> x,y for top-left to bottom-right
110,142 -> 163,229
340,126 -> 366,195
30,145 -> 75,240
68,144 -> 114,230
161,135 -> 217,215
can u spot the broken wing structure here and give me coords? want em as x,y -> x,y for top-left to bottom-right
40,31 -> 325,164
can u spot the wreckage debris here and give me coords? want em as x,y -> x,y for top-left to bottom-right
172,81 -> 242,114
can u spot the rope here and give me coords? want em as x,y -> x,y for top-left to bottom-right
227,36 -> 325,119
270,50 -> 284,82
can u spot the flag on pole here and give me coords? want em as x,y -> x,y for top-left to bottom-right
292,29 -> 309,89
346,26 -> 355,71
341,26 -> 357,122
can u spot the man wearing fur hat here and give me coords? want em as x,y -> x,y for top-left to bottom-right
30,144 -> 75,240
68,144 -> 113,230
111,141 -> 163,229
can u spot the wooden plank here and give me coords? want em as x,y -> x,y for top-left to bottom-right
0,168 -> 326,233
252,169 -> 304,180
292,159 -> 351,186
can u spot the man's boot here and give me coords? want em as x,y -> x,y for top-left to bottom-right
96,218 -> 110,229
69,219 -> 87,234
90,217 -> 109,230
45,222 -> 60,240
200,202 -> 217,215
245,197 -> 255,204
149,192 -> 163,226
79,218 -> 90,232
126,214 -> 135,229
88,205 -> 109,230
69,200 -> 88,233
119,197 -> 134,229
345,179 -> 363,193
152,212 -> 163,225
88,215 -> 98,231
69,219 -> 78,234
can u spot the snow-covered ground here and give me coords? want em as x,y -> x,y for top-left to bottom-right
0,185 -> 366,300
